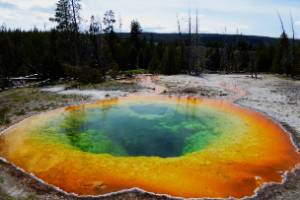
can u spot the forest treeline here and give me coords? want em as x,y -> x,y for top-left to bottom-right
1,0 -> 300,88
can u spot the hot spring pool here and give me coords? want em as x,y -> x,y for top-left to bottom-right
0,95 -> 299,198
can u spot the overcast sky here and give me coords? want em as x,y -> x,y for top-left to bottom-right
1,0 -> 300,37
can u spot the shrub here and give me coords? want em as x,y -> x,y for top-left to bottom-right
0,78 -> 9,90
0,107 -> 10,125
64,65 -> 104,84
120,69 -> 148,76
15,109 -> 26,116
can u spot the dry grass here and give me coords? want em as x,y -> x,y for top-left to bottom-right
0,87 -> 90,132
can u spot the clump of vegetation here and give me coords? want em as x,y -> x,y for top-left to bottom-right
0,174 -> 3,184
15,109 -> 26,116
0,188 -> 16,200
64,65 -> 104,84
24,195 -> 38,200
120,69 -> 148,77
0,107 -> 10,125
182,87 -> 199,94
0,79 -> 9,90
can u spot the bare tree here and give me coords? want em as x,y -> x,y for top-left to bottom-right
222,27 -> 230,73
195,9 -> 199,45
119,14 -> 123,33
70,0 -> 81,33
0,23 -> 7,32
290,13 -> 296,77
176,14 -> 182,35
192,9 -> 202,74
277,12 -> 286,34
188,9 -> 192,42
277,12 -> 291,75
187,9 -> 192,73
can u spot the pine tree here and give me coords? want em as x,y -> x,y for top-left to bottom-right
235,38 -> 250,73
160,46 -> 176,75
102,10 -> 119,69
50,0 -> 82,65
50,0 -> 72,32
89,15 -> 102,69
273,32 -> 290,74
294,44 -> 300,77
130,20 -> 142,68
148,49 -> 160,74
50,0 -> 81,32
205,48 -> 221,71
130,20 -> 142,42
103,10 -> 116,34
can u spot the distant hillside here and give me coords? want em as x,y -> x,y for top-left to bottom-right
118,33 -> 282,46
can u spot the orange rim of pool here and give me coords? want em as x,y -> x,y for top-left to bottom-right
1,95 -> 299,199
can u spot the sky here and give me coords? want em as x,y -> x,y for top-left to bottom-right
0,0 -> 300,37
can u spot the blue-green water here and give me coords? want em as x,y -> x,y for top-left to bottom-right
40,103 -> 233,158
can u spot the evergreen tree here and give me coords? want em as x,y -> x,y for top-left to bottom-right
129,20 -> 142,69
255,44 -> 273,73
160,46 -> 169,74
221,41 -> 234,73
235,39 -> 250,72
50,0 -> 72,32
294,44 -> 300,77
142,41 -> 153,69
130,20 -> 142,43
168,46 -> 176,74
273,32 -> 290,74
45,30 -> 64,79
160,46 -> 177,75
103,10 -> 116,34
50,0 -> 82,66
148,49 -> 161,74
89,15 -> 102,68
103,10 -> 118,66
205,48 -> 221,71
50,0 -> 80,33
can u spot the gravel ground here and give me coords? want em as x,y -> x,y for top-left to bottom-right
0,74 -> 300,200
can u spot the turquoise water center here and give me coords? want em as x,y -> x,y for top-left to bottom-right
39,99 -> 240,158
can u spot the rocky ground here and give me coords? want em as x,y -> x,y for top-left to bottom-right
0,74 -> 299,200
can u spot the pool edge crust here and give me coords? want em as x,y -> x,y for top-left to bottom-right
1,154 -> 300,200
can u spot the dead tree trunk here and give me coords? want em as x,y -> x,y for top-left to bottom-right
290,13 -> 296,78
